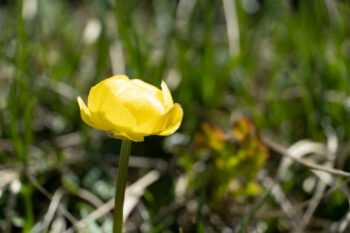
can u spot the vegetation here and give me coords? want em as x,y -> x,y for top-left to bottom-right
1,0 -> 350,232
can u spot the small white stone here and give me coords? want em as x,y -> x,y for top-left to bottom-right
83,19 -> 102,45
303,176 -> 316,193
22,0 -> 37,20
10,179 -> 21,194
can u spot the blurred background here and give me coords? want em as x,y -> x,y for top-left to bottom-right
1,0 -> 350,232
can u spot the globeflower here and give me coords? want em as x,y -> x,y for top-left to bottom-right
77,75 -> 183,233
77,75 -> 183,142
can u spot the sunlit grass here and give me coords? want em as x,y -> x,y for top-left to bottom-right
1,0 -> 350,232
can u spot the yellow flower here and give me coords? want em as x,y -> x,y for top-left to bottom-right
77,75 -> 183,142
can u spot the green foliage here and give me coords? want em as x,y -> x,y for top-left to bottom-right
1,0 -> 350,232
177,118 -> 268,206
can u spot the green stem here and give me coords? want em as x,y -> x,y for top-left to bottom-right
113,140 -> 132,233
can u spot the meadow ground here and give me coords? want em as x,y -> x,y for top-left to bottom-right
1,0 -> 350,232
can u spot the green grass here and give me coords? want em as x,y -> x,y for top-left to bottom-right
1,0 -> 350,232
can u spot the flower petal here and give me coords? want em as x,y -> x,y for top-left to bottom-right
118,82 -> 165,124
158,103 -> 183,135
77,96 -> 105,130
109,130 -> 144,142
135,103 -> 183,136
88,75 -> 129,112
87,77 -> 137,130
78,75 -> 183,141
132,79 -> 166,109
161,81 -> 174,112
131,79 -> 161,94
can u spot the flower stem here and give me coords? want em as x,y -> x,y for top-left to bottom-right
113,139 -> 132,233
